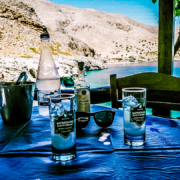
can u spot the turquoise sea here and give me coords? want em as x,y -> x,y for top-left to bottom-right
85,61 -> 180,118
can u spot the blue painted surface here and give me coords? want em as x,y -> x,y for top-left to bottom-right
150,127 -> 159,133
146,122 -> 152,126
1,105 -> 180,179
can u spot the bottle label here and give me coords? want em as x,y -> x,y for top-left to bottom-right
130,99 -> 146,126
77,89 -> 90,112
54,110 -> 74,138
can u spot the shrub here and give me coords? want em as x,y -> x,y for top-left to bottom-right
21,55 -> 33,58
0,32 -> 3,39
59,51 -> 71,56
56,42 -> 62,47
29,69 -> 36,78
29,48 -> 39,54
129,59 -> 135,62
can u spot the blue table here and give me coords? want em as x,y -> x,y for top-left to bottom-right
0,105 -> 180,179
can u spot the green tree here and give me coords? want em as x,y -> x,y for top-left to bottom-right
152,0 -> 180,55
153,0 -> 180,16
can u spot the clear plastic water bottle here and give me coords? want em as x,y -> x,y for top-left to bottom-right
36,27 -> 60,116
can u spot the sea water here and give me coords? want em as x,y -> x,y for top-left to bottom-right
85,61 -> 180,118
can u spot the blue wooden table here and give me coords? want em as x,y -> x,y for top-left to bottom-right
0,105 -> 180,179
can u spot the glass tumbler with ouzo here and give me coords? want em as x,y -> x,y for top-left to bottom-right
122,87 -> 146,146
49,94 -> 76,161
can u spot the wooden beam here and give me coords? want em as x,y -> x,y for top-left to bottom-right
158,0 -> 175,75
116,72 -> 180,92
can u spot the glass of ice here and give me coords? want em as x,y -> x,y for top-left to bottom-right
122,87 -> 146,146
49,94 -> 76,161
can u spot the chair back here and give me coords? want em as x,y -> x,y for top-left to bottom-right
110,72 -> 180,113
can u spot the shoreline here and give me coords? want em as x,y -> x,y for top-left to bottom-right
104,59 -> 180,65
104,61 -> 157,65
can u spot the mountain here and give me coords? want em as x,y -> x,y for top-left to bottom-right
0,0 -> 160,61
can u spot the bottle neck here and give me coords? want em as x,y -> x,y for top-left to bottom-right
41,38 -> 49,42
40,38 -> 50,51
78,70 -> 85,81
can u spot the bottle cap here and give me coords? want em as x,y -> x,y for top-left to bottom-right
40,33 -> 49,39
40,26 -> 50,39
78,62 -> 84,70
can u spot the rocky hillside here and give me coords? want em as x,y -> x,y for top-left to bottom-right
1,0 -> 180,62
0,0 -> 42,57
0,0 -> 161,61
0,56 -> 106,85
0,0 -> 96,58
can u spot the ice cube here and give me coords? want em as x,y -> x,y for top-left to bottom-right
55,104 -> 65,116
49,103 -> 57,115
123,95 -> 138,108
50,113 -> 56,119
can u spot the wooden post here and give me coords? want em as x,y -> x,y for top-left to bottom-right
155,0 -> 175,117
158,0 -> 175,75
110,74 -> 118,109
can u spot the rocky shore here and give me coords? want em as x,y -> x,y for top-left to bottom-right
0,55 -> 107,86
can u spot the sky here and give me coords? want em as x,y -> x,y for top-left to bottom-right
48,0 -> 159,26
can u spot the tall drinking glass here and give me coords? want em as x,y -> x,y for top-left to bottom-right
49,94 -> 76,161
122,88 -> 146,146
